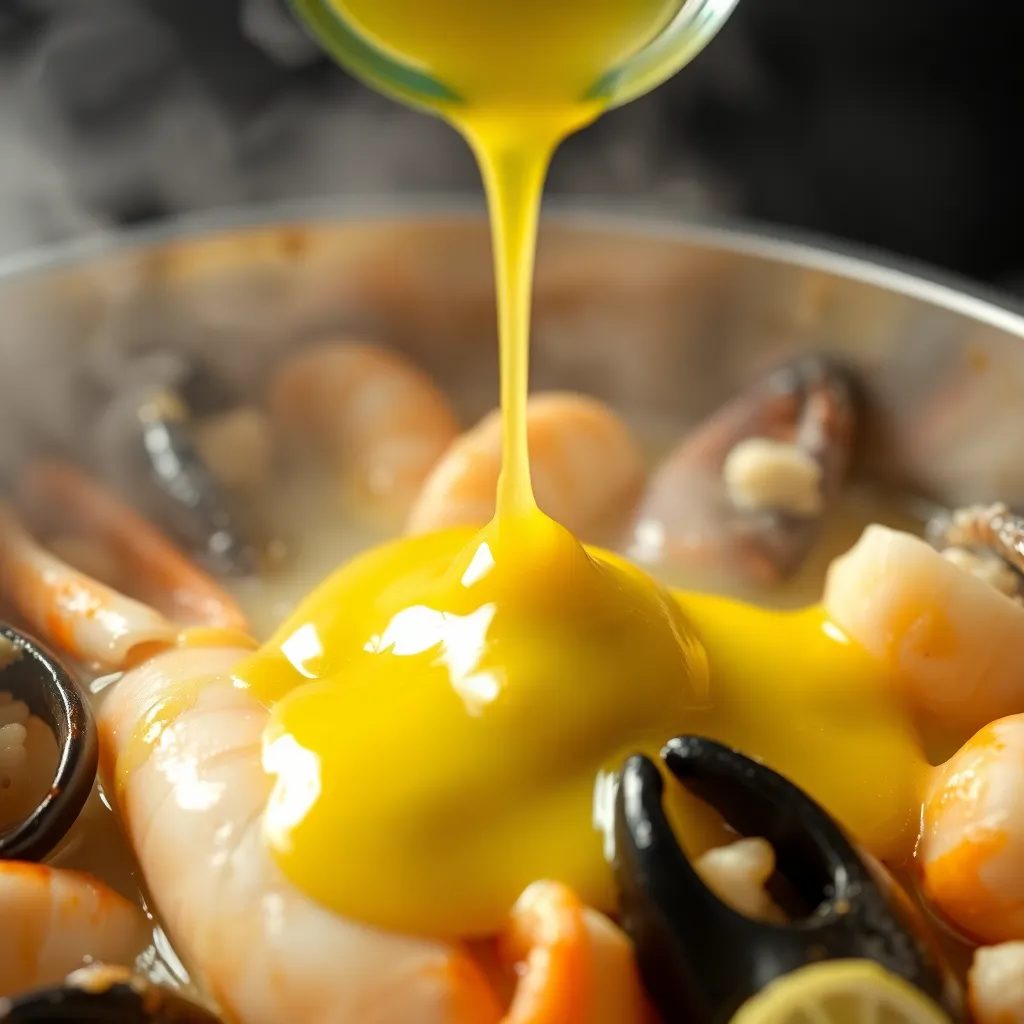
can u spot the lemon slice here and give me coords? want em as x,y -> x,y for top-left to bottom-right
731,960 -> 954,1024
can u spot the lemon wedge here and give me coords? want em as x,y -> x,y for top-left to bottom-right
731,961 -> 954,1024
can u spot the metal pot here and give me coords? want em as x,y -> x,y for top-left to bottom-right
0,199 -> 1021,510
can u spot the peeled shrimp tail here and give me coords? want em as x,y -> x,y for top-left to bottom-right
0,862 -> 151,997
0,501 -> 179,669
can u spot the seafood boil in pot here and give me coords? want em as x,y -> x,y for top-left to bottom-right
0,330 -> 1021,1023
2,0 -> 1024,1020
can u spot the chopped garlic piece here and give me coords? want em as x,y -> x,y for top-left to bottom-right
723,438 -> 823,517
969,942 -> 1024,1024
942,546 -> 1021,600
695,837 -> 785,923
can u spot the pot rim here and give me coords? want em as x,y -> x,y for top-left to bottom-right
1,194 -> 1022,337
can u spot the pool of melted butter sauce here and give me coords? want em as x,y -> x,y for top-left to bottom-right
44,467 -> 970,1001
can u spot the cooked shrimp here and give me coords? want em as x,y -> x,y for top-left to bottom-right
0,501 -> 178,669
0,503 -> 647,1023
921,714 -> 1024,944
17,460 -> 248,633
0,861 -> 151,997
823,525 -> 1024,736
630,356 -> 855,586
101,650 -> 647,1023
406,392 -> 644,543
969,942 -> 1024,1024
269,342 -> 459,520
498,881 -> 647,1024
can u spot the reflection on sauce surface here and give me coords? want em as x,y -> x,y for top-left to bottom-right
220,0 -> 941,942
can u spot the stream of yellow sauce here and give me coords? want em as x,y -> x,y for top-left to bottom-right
229,0 -> 930,939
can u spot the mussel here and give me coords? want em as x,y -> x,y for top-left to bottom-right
629,356 -> 857,586
0,966 -> 220,1023
613,736 -> 963,1024
0,625 -> 97,863
94,383 -> 260,578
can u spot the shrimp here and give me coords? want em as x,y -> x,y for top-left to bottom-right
498,882 -> 647,1024
0,504 -> 646,1023
920,714 -> 1024,945
630,356 -> 855,586
17,460 -> 248,633
823,524 -> 1024,736
269,342 -> 460,520
969,942 -> 1024,1024
0,501 -> 178,669
0,861 -> 151,997
406,392 -> 644,543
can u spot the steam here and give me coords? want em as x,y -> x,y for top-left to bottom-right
0,0 -> 730,260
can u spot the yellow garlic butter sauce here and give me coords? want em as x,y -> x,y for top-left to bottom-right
233,0 -> 929,938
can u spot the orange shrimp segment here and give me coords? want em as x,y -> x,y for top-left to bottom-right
0,862 -> 151,997
496,881 -> 648,1024
921,714 -> 1024,943
500,882 -> 590,1024
18,460 -> 248,633
0,501 -> 178,669
406,393 -> 644,544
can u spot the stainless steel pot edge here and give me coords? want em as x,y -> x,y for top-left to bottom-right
1,195 -> 1022,338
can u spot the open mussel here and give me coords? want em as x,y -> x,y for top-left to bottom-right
0,625 -> 97,863
613,736 -> 962,1024
0,967 -> 220,1023
629,356 -> 857,586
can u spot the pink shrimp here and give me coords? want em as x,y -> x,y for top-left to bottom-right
406,392 -> 645,544
17,460 -> 248,633
269,341 -> 460,522
0,861 -> 151,997
0,501 -> 647,1023
0,501 -> 179,670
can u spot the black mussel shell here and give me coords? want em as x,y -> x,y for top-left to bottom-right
613,736 -> 962,1024
135,387 -> 259,578
0,626 -> 98,862
0,973 -> 220,1023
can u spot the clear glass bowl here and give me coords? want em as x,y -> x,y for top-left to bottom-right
287,0 -> 741,112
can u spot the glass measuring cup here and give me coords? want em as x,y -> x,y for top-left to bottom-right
288,0 -> 741,115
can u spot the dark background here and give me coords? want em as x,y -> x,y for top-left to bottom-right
2,0 -> 1022,288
